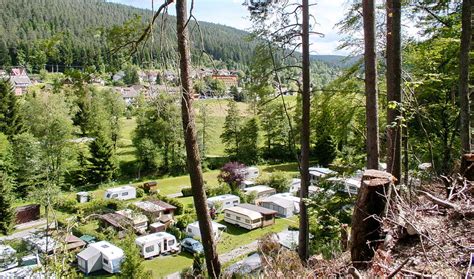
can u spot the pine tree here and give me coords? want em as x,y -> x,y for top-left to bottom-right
239,117 -> 259,164
0,172 -> 14,234
87,133 -> 117,184
220,100 -> 241,158
0,79 -> 22,138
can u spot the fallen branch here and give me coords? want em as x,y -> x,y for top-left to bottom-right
419,190 -> 460,210
387,258 -> 411,278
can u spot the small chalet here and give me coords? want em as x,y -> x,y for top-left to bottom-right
133,200 -> 176,227
98,210 -> 149,237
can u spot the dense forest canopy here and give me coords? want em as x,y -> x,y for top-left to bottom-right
0,0 -> 345,74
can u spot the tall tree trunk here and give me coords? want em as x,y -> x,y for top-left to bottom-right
386,0 -> 402,183
363,0 -> 380,169
176,1 -> 221,277
460,0 -> 472,154
298,0 -> 310,262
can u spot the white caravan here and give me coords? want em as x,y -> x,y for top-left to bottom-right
224,206 -> 263,230
104,185 -> 136,201
207,194 -> 240,211
185,221 -> 227,241
135,232 -> 180,259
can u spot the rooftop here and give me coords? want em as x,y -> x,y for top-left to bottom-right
224,206 -> 262,220
89,241 -> 123,258
237,203 -> 277,216
207,194 -> 239,202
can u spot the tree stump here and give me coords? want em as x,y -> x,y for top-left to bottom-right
350,169 -> 395,269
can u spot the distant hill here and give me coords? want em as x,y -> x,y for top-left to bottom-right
310,55 -> 361,68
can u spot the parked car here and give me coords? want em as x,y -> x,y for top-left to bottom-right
181,238 -> 204,255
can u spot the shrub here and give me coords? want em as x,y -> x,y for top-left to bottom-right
206,184 -> 231,197
181,187 -> 193,197
258,171 -> 290,193
54,197 -> 78,214
76,199 -> 124,216
168,226 -> 184,240
136,188 -> 145,198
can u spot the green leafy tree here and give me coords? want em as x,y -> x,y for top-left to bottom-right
87,132 -> 117,184
258,171 -> 290,193
123,64 -> 140,85
0,171 -> 14,234
11,132 -> 42,198
0,79 -> 22,138
119,233 -> 152,279
239,117 -> 259,164
208,78 -> 227,97
220,100 -> 242,158
259,101 -> 292,160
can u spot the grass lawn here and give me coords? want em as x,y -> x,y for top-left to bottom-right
140,216 -> 297,278
143,252 -> 194,278
216,216 -> 297,253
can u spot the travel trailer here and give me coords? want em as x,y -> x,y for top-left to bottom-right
237,204 -> 277,227
223,206 -> 263,230
104,185 -> 136,201
308,167 -> 336,185
207,194 -> 240,211
135,232 -> 180,259
243,185 -> 276,200
240,166 -> 260,181
77,241 -> 124,274
185,221 -> 227,241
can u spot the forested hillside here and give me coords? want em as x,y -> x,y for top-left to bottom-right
0,0 -> 342,75
0,0 -> 256,70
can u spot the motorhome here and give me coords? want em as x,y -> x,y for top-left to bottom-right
135,232 -> 180,259
243,185 -> 276,200
185,221 -> 227,241
77,241 -> 124,274
207,194 -> 240,211
104,185 -> 136,201
224,206 -> 263,230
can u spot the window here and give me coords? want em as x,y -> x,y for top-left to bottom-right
233,201 -> 238,205
236,216 -> 241,221
187,228 -> 192,233
225,213 -> 230,217
245,219 -> 250,224
253,219 -> 261,224
121,192 -> 128,196
103,258 -> 109,265
111,194 -> 118,198
226,201 -> 231,205
106,194 -> 111,198
145,245 -> 154,253
168,239 -> 175,246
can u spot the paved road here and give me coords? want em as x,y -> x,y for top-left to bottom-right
165,240 -> 259,279
0,219 -> 55,242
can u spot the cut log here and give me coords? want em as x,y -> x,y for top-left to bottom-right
350,169 -> 395,269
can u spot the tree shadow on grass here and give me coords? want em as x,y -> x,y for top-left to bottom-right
217,220 -> 247,236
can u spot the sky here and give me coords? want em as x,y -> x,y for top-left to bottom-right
108,0 -> 350,55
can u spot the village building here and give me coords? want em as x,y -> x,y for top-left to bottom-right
8,68 -> 31,96
211,74 -> 238,88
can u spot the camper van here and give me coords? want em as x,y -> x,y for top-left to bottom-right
185,221 -> 227,241
207,194 -> 240,211
135,232 -> 180,259
77,241 -> 124,274
104,185 -> 136,201
224,206 -> 263,230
